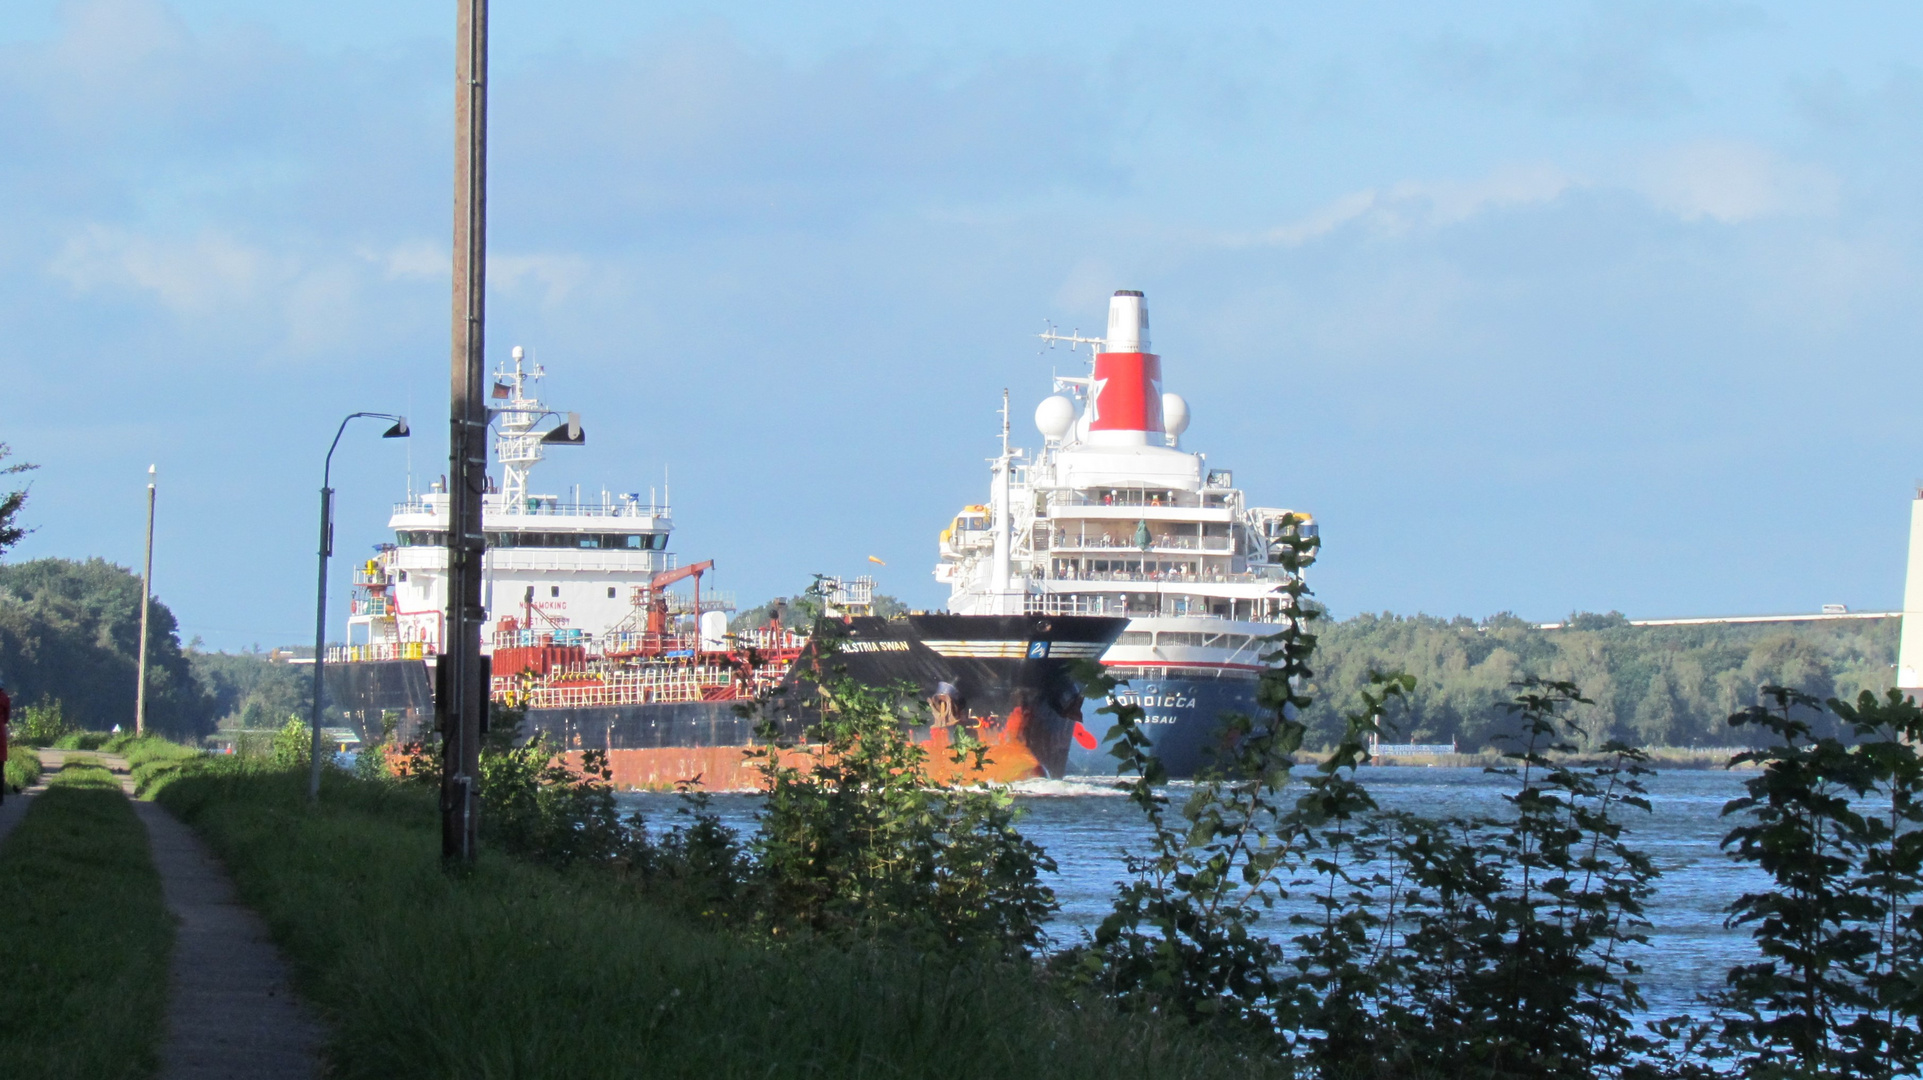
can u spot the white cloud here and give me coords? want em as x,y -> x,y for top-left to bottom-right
366,241 -> 449,282
1238,145 -> 1838,250
1244,163 -> 1579,248
1631,140 -> 1841,223
490,253 -> 593,309
48,224 -> 287,314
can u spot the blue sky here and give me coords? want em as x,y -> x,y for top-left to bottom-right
5,0 -> 1922,649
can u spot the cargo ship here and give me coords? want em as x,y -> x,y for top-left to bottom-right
936,290 -> 1313,777
323,348 -> 1126,788
513,584 -> 1123,789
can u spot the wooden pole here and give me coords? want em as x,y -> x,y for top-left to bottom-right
441,0 -> 488,862
135,465 -> 155,736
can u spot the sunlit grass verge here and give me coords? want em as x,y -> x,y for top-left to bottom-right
5,744 -> 41,791
107,736 -> 203,796
155,762 -> 1285,1080
0,763 -> 171,1079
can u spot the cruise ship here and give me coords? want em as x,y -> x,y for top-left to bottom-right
936,290 -> 1313,777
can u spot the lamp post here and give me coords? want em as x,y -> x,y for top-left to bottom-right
309,412 -> 409,804
135,465 -> 156,735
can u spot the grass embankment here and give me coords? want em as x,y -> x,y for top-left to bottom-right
6,744 -> 41,790
109,735 -> 202,795
156,764 -> 1281,1080
0,763 -> 171,1079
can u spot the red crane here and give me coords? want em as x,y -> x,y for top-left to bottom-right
642,559 -> 714,639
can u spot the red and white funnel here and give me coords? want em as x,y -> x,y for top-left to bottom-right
1087,290 -> 1164,447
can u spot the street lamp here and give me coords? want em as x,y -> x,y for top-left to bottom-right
309,412 -> 409,804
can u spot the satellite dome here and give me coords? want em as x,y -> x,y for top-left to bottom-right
1162,393 -> 1190,438
1035,395 -> 1077,440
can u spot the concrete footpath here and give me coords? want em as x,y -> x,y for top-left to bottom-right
134,800 -> 326,1079
3,747 -> 327,1079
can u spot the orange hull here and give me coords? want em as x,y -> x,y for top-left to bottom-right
563,717 -> 1049,792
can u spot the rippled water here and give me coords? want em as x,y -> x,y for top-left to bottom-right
617,766 -> 1764,1016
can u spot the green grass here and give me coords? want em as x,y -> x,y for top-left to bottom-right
156,762 -> 1285,1080
108,736 -> 203,796
0,763 -> 171,1079
52,730 -> 112,751
5,744 -> 41,791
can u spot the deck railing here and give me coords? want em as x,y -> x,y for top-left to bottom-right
327,641 -> 436,663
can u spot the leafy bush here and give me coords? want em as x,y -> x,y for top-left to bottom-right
1712,687 -> 1923,1079
1067,515 -> 1667,1077
270,716 -> 311,769
12,696 -> 73,746
746,668 -> 1056,958
477,738 -> 640,869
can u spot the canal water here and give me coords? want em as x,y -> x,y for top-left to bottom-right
617,766 -> 1764,1017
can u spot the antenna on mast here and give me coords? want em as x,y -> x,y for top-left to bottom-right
1038,324 -> 1105,362
999,388 -> 1010,457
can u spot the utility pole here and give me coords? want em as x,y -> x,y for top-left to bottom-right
441,0 -> 489,862
135,465 -> 155,735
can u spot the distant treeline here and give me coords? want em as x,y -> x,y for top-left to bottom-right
0,557 -> 309,739
1301,610 -> 1898,750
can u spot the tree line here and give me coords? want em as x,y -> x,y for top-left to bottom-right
0,557 -> 308,739
1300,610 -> 1896,751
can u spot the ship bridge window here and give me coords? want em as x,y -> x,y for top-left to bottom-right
1157,632 -> 1206,647
482,531 -> 668,550
397,530 -> 448,547
1115,631 -> 1152,646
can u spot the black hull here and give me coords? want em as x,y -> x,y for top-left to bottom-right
1067,669 -> 1262,779
523,613 -> 1125,787
320,659 -> 435,739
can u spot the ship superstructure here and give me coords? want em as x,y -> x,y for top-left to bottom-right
340,346 -> 725,664
937,290 -> 1313,775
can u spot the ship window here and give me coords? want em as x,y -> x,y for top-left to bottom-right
1115,632 -> 1152,646
550,586 -> 560,598
398,571 -> 408,582
482,531 -> 665,550
607,587 -> 617,598
1157,632 -> 1205,647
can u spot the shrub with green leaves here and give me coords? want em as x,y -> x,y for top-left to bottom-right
1713,686 -> 1923,1079
12,696 -> 73,746
746,670 -> 1057,958
271,716 -> 311,768
1068,514 -> 1667,1078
